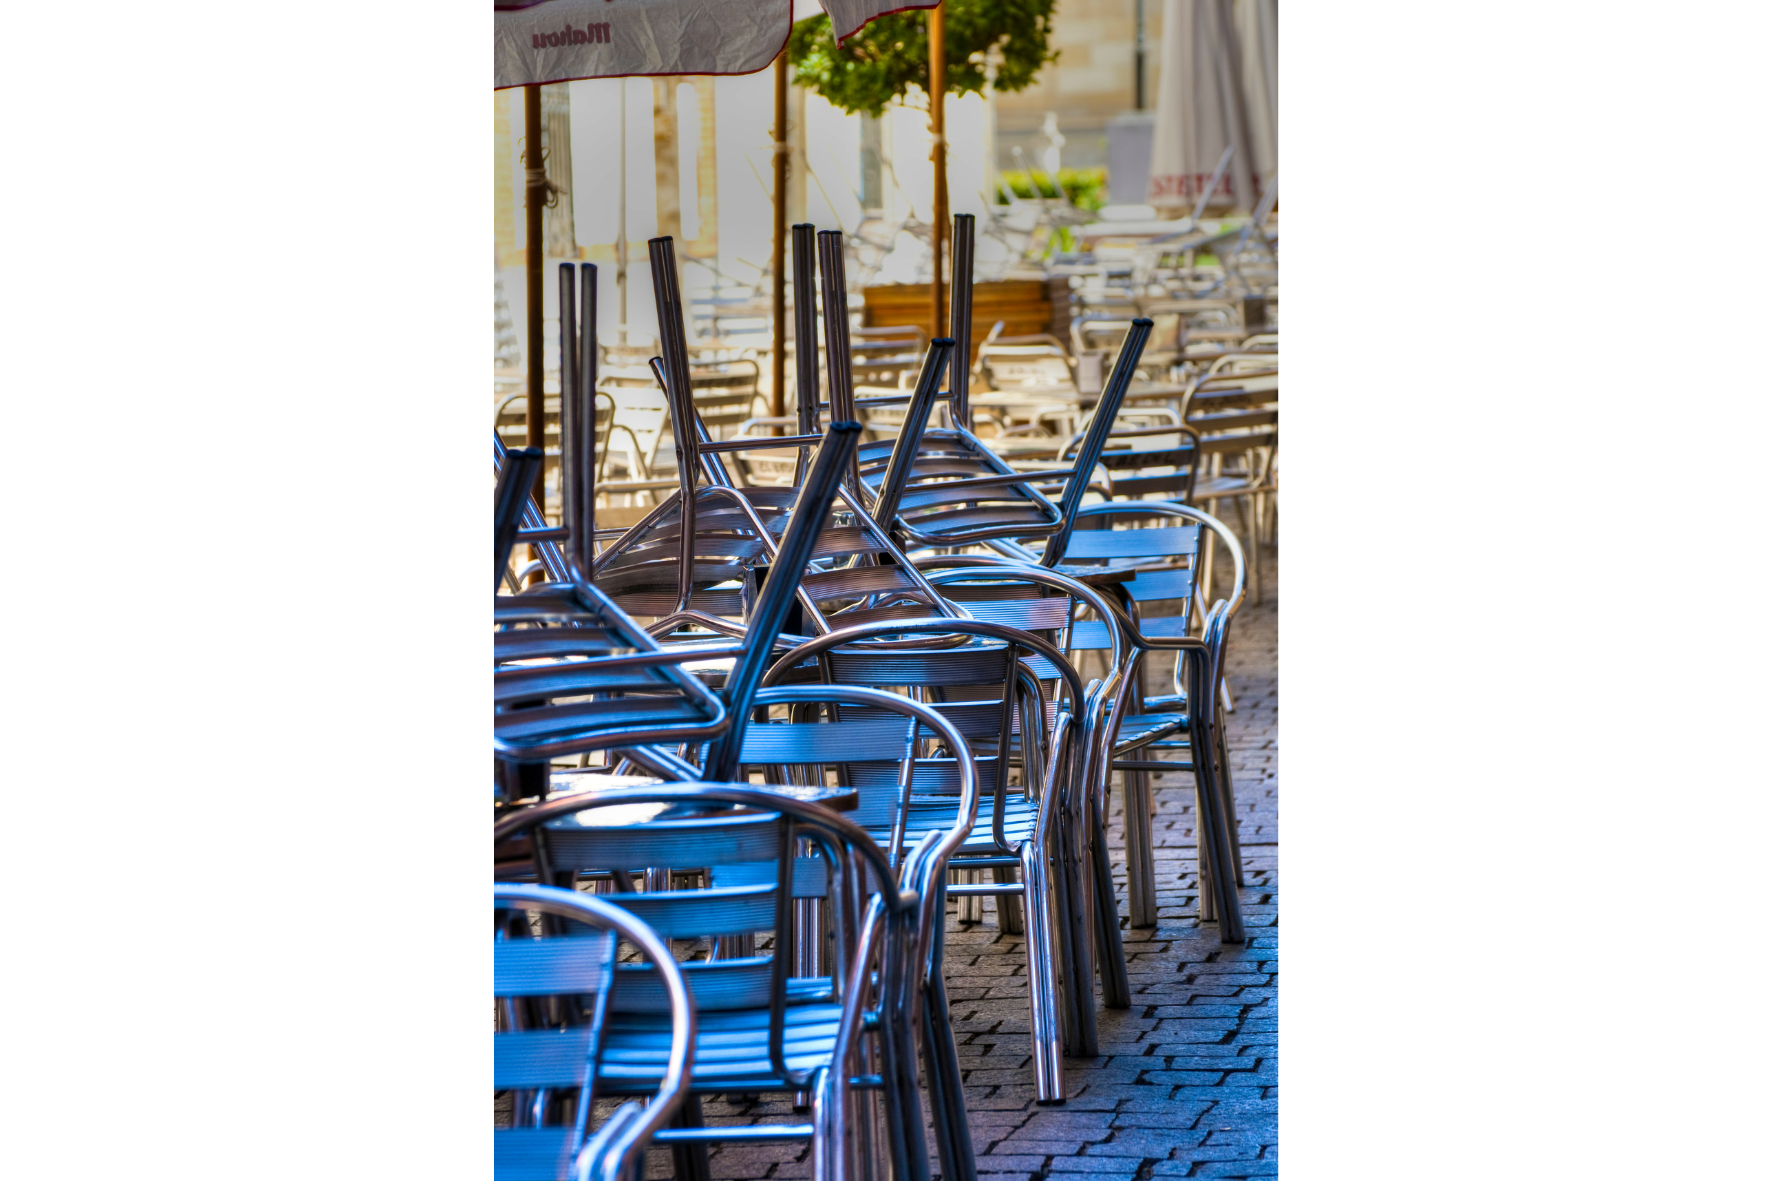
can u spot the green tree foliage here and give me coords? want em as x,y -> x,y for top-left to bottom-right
997,168 -> 1107,212
787,1 -> 1058,118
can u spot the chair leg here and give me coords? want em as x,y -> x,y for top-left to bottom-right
1247,495 -> 1263,605
668,1096 -> 712,1181
812,1066 -> 838,1181
993,864 -> 1025,934
1215,720 -> 1246,887
1020,842 -> 1066,1103
1089,791 -> 1131,1009
1063,784 -> 1102,1057
956,867 -> 983,924
1191,721 -> 1245,943
1123,767 -> 1158,928
920,915 -> 979,1181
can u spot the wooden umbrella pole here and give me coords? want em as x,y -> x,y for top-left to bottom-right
523,84 -> 548,517
929,3 -> 947,344
771,51 -> 790,433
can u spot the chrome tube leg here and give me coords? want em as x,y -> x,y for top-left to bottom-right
994,864 -> 1025,934
1197,825 -> 1217,925
956,867 -> 983,925
668,1096 -> 712,1181
1193,719 -> 1245,942
1215,721 -> 1246,887
812,1066 -> 834,1181
920,886 -> 978,1181
1062,789 -> 1100,1058
1020,843 -> 1066,1104
1090,792 -> 1131,1009
1247,496 -> 1263,605
1124,767 -> 1158,928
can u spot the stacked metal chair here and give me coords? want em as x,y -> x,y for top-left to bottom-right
496,780 -> 928,1181
495,882 -> 694,1181
589,233 -> 963,647
495,423 -> 988,1180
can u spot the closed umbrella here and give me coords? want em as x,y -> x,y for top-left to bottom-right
1235,0 -> 1277,189
1146,0 -> 1257,214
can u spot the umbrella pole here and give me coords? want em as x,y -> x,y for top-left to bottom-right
523,85 -> 547,520
928,4 -> 947,348
617,83 -> 628,342
771,51 -> 789,432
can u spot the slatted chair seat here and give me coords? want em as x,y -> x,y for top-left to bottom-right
596,1003 -> 846,1091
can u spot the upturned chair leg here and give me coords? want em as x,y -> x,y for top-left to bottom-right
1020,842 -> 1066,1104
1123,768 -> 1159,927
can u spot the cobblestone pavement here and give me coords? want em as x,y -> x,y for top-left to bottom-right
686,561 -> 1280,1181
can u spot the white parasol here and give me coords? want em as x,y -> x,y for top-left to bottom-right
1147,0 -> 1257,214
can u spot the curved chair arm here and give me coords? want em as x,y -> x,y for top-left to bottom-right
494,783 -> 916,916
760,618 -> 1089,717
494,882 -> 695,1181
919,557 -> 1129,675
1071,499 -> 1247,622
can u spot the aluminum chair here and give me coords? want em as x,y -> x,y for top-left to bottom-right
847,217 -> 1156,559
1179,380 -> 1279,605
916,560 -> 1136,1008
496,882 -> 694,1181
589,237 -> 962,643
494,782 -> 928,1181
734,683 -> 980,1181
496,422 -> 873,795
760,616 -> 1106,1098
1000,502 -> 1250,942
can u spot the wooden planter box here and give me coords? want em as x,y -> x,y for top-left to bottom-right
861,278 -> 1071,364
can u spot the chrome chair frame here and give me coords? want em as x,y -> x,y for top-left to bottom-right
495,882 -> 694,1181
740,682 -> 980,1181
918,559 -> 1136,1010
997,501 -> 1249,942
495,783 -> 927,1181
761,617 -> 1109,1096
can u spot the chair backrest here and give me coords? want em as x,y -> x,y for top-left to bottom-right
496,783 -> 907,1092
1182,380 -> 1279,478
920,560 -> 1127,680
737,683 -> 979,873
1064,421 -> 1203,503
762,617 -> 1092,854
689,358 -> 763,440
1044,502 -> 1248,653
979,344 -> 1077,397
494,882 -> 693,1181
